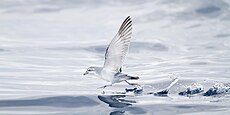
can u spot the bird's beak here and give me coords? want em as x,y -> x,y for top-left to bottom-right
83,71 -> 88,75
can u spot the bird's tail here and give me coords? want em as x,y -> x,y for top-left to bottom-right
128,76 -> 139,80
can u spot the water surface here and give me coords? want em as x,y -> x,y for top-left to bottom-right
0,0 -> 230,114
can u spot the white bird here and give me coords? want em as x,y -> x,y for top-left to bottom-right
83,16 -> 139,88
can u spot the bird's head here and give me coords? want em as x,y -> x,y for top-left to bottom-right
83,66 -> 96,75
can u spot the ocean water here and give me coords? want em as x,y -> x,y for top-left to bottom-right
0,0 -> 230,115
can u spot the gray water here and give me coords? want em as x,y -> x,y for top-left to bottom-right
0,0 -> 230,115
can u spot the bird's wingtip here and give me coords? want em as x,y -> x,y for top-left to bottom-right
130,76 -> 139,80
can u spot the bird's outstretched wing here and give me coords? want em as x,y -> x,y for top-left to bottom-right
103,16 -> 132,72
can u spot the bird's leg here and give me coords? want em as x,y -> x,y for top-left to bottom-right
98,84 -> 113,94
125,80 -> 139,86
97,84 -> 113,89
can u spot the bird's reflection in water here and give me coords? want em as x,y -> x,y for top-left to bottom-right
98,95 -> 135,108
110,111 -> 125,115
98,94 -> 146,115
98,94 -> 133,115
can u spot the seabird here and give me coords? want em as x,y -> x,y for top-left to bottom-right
83,16 -> 139,88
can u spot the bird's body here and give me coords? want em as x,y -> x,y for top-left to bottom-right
84,16 -> 139,88
99,69 -> 115,82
